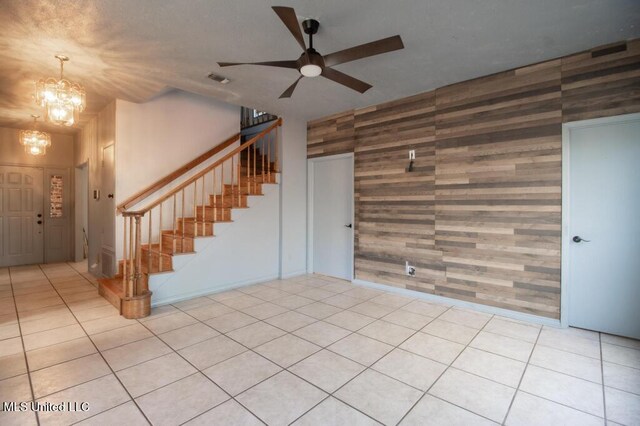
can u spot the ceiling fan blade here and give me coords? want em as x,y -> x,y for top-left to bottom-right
323,35 -> 404,67
279,76 -> 303,98
218,60 -> 298,69
272,6 -> 307,51
321,67 -> 372,93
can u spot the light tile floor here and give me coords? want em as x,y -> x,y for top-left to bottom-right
1,263 -> 639,425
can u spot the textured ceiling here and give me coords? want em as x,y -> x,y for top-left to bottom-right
1,0 -> 639,134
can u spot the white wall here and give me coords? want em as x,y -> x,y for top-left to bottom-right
0,127 -> 74,168
114,90 -> 239,259
75,102 -> 117,276
279,118 -> 308,278
148,184 -> 280,305
115,90 -> 239,203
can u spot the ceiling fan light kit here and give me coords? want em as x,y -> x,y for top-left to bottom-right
218,6 -> 404,98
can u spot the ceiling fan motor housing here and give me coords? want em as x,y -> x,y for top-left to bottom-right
302,19 -> 320,35
298,50 -> 325,69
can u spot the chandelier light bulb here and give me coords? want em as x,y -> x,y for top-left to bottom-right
29,145 -> 45,156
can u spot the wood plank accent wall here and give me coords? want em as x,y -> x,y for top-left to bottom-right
562,39 -> 640,122
307,110 -> 355,158
354,92 -> 442,291
434,60 -> 562,318
307,39 -> 640,319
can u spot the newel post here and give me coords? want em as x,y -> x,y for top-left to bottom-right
121,211 -> 152,319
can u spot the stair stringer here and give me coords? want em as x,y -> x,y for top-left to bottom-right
147,181 -> 280,306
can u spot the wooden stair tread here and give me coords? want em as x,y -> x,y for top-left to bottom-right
98,277 -> 124,296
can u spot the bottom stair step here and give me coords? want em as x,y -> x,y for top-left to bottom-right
98,277 -> 123,309
98,276 -> 152,319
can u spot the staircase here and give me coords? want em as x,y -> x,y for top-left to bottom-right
99,119 -> 282,318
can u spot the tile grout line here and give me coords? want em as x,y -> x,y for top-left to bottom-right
9,271 -> 629,424
35,264 -> 153,426
500,322 -> 542,425
133,302 -> 275,425
395,309 -> 497,426
514,389 -> 607,420
171,281 -> 420,424
284,298 -> 430,425
296,299 -> 442,424
600,332 -> 608,424
6,266 -> 41,426
147,282 -> 502,425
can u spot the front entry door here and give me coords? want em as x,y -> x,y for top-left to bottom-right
0,166 -> 44,267
567,115 -> 640,339
311,155 -> 354,280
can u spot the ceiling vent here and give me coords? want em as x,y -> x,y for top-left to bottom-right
207,73 -> 230,84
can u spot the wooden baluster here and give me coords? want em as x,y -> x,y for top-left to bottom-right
275,124 -> 280,172
253,142 -> 257,193
159,202 -> 163,272
246,146 -> 250,199
122,217 -> 127,295
261,136 -> 265,184
134,215 -> 142,296
212,169 -> 217,222
193,180 -> 198,237
267,133 -> 271,183
128,216 -> 134,298
172,194 -> 177,254
221,162 -> 225,216
147,211 -> 152,275
181,189 -> 185,251
201,176 -> 205,229
231,156 -> 235,209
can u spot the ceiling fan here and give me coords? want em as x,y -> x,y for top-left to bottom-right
218,6 -> 405,98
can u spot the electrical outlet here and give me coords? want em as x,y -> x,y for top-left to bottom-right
405,261 -> 416,277
409,149 -> 416,160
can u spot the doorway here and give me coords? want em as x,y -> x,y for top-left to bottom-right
308,154 -> 354,281
562,113 -> 640,339
75,162 -> 89,263
0,166 -> 44,267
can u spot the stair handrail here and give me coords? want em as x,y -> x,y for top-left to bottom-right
117,117 -> 282,311
117,132 -> 241,213
131,118 -> 282,215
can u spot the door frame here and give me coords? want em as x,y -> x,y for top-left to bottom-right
560,112 -> 640,328
74,160 -> 90,262
307,153 -> 355,280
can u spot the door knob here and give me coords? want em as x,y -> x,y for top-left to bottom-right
345,224 -> 352,228
37,213 -> 42,218
572,236 -> 590,243
37,220 -> 42,225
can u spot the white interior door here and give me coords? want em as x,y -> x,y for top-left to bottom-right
311,155 -> 353,280
0,166 -> 44,267
567,115 -> 640,339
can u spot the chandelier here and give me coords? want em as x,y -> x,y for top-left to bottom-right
19,115 -> 51,156
35,55 -> 86,126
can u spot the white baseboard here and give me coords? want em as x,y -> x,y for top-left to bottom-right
151,273 -> 280,307
352,278 -> 562,328
280,269 -> 307,280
